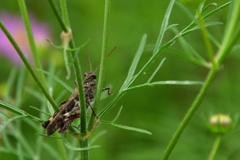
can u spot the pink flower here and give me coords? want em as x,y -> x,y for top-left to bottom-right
0,13 -> 51,65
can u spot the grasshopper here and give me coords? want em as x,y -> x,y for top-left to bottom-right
42,48 -> 115,135
42,72 -> 111,135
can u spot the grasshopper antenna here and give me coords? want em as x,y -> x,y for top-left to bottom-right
86,48 -> 93,72
94,47 -> 116,72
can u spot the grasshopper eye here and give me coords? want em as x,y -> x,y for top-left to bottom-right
92,75 -> 96,79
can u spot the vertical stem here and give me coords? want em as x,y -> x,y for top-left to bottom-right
79,139 -> 89,159
0,21 -> 58,111
208,135 -> 222,160
161,68 -> 218,160
18,0 -> 47,86
88,0 -> 111,130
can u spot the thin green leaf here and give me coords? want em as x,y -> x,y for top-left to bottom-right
0,101 -> 27,116
168,48 -> 207,67
208,32 -> 221,48
4,68 -> 17,98
0,115 -> 28,132
102,121 -> 152,135
29,106 -> 51,116
202,3 -> 217,14
16,67 -> 26,106
25,87 -> 44,101
23,118 -> 40,131
153,0 -> 176,55
2,131 -> 14,150
46,39 -> 90,51
126,80 -> 204,91
150,80 -> 204,85
203,2 -> 230,19
173,28 -> 202,58
182,22 -> 223,36
176,1 -> 194,20
47,87 -> 55,115
63,138 -> 100,151
46,39 -> 64,49
13,129 -> 35,157
89,130 -> 107,145
112,106 -> 123,123
36,133 -> 62,139
0,147 -> 31,159
17,143 -> 24,160
36,69 -> 74,92
166,24 -> 179,31
120,34 -> 147,91
196,1 -> 205,16
147,58 -> 166,83
63,45 -> 71,79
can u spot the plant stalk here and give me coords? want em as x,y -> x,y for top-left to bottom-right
88,0 -> 111,131
0,21 -> 58,111
161,67 -> 218,160
207,135 -> 222,160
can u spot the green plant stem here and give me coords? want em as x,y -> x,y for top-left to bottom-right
79,139 -> 89,159
162,1 -> 240,159
18,0 -> 47,86
0,21 -> 58,111
48,1 -> 88,159
161,68 -> 218,160
208,135 -> 222,160
88,0 -> 111,131
48,0 -> 87,136
215,0 -> 240,64
48,0 -> 68,32
60,0 -> 70,27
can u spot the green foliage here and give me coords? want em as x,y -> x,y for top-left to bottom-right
0,0 -> 240,160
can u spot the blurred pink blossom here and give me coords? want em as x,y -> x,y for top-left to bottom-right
0,13 -> 51,65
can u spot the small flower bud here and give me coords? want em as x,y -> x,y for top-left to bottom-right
209,113 -> 233,134
60,29 -> 72,44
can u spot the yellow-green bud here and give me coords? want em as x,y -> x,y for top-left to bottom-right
209,114 -> 232,134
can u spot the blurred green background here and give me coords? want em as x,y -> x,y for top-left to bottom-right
0,0 -> 239,160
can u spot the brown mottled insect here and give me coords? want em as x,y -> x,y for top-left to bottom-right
42,48 -> 115,135
42,72 -> 111,135
42,72 -> 94,135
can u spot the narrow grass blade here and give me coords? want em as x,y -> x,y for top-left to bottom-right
102,121 -> 152,135
4,68 -> 17,98
126,80 -> 204,91
63,138 -> 100,151
29,106 -> 51,116
147,58 -> 166,83
202,3 -> 217,14
0,101 -> 27,116
176,1 -> 194,20
120,34 -> 147,91
150,80 -> 204,85
89,130 -> 107,145
16,67 -> 26,106
36,69 -> 74,92
203,2 -> 230,19
182,22 -> 223,35
168,48 -> 207,67
17,143 -> 24,160
0,115 -> 28,132
112,106 -> 123,122
153,0 -> 176,55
